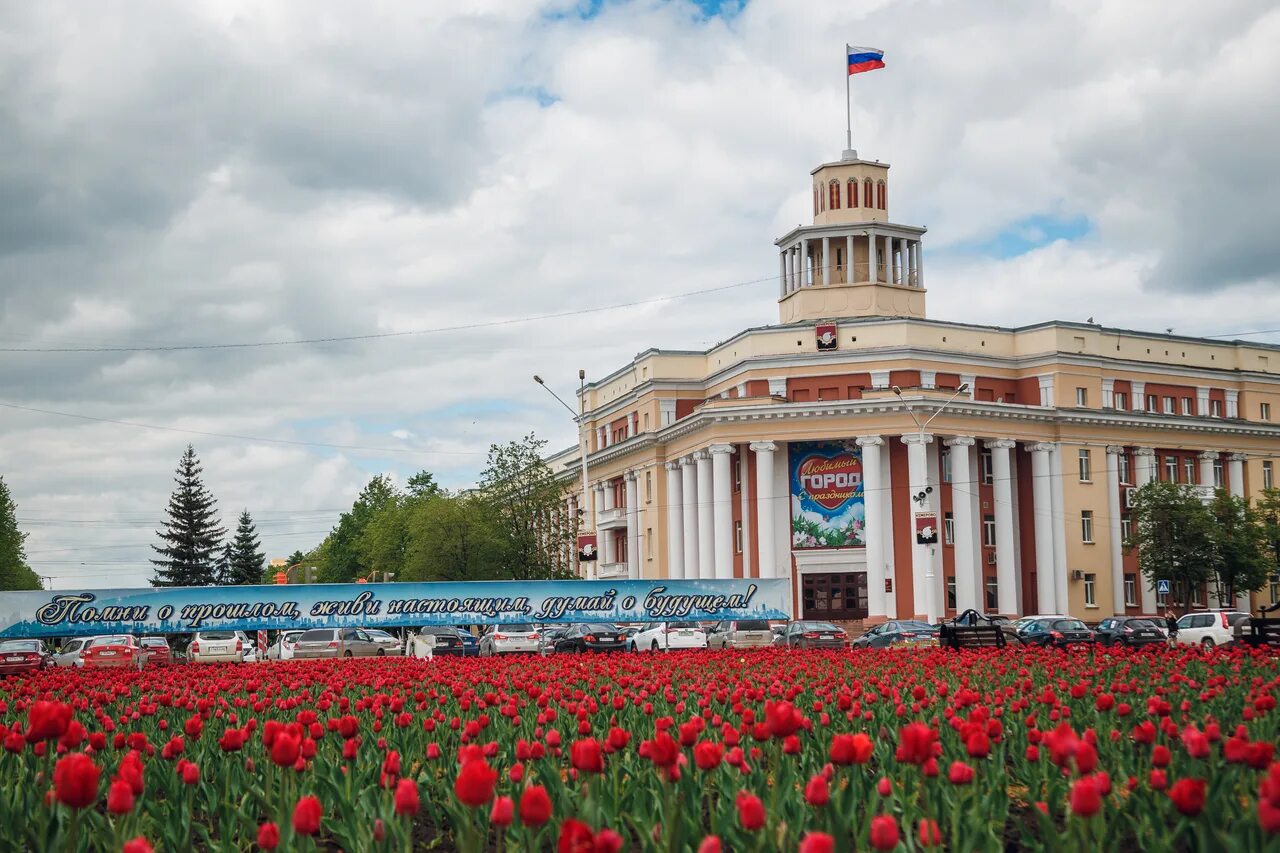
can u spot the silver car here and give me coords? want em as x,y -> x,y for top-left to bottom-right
707,620 -> 775,650
364,629 -> 404,656
292,628 -> 384,659
53,637 -> 94,668
478,624 -> 541,656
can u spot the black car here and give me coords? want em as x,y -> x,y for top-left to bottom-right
417,626 -> 467,656
553,623 -> 627,654
1016,618 -> 1094,648
852,620 -> 940,649
1093,617 -> 1166,647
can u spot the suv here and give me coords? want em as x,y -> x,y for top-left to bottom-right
293,628 -> 385,659
478,624 -> 541,656
706,620 -> 774,650
631,622 -> 708,653
188,631 -> 246,663
1174,611 -> 1249,648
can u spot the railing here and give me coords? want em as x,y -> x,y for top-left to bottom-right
782,261 -> 919,291
596,562 -> 628,579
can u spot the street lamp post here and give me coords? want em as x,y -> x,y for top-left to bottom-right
534,371 -> 592,579
892,382 -> 971,624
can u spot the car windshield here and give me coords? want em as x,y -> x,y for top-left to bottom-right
1127,619 -> 1158,629
92,636 -> 129,647
667,622 -> 701,629
1053,620 -> 1087,631
734,620 -> 771,631
898,621 -> 934,631
299,629 -> 335,642
0,640 -> 39,652
804,622 -> 840,632
282,632 -> 303,641
198,632 -> 236,640
141,638 -> 167,646
367,630 -> 394,639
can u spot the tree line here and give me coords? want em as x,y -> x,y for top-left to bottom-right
0,475 -> 42,590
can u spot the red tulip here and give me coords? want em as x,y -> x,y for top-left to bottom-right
764,701 -> 804,738
870,815 -> 900,851
948,761 -> 975,785
895,722 -> 937,766
257,822 -> 279,850
804,774 -> 829,807
1168,778 -> 1207,816
394,778 -> 419,816
830,732 -> 874,765
106,779 -> 135,815
1070,777 -> 1102,817
799,832 -> 835,853
53,752 -> 100,809
877,777 -> 892,797
454,759 -> 498,807
570,739 -> 605,774
491,795 -> 515,827
181,762 -> 199,786
696,838 -> 722,853
520,785 -> 553,826
918,818 -> 942,847
26,701 -> 73,742
735,790 -> 765,830
292,795 -> 323,836
694,741 -> 724,771
122,839 -> 153,853
270,731 -> 301,768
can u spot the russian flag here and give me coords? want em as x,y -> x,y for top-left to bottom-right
848,46 -> 885,75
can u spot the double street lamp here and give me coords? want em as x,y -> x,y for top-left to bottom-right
534,371 -> 591,578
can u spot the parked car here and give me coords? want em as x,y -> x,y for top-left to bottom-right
1015,618 -> 1094,648
784,621 -> 849,650
453,627 -> 479,657
630,621 -> 708,652
1173,611 -> 1250,648
52,637 -> 93,668
364,628 -> 404,656
770,624 -> 788,646
292,628 -> 385,659
1093,617 -> 1167,648
1001,615 -> 1069,645
188,631 -> 246,664
478,624 -> 541,656
140,636 -> 172,665
851,620 -> 940,649
538,626 -> 570,656
553,623 -> 627,654
84,635 -> 147,669
266,631 -> 305,661
706,620 -> 775,650
0,639 -> 54,676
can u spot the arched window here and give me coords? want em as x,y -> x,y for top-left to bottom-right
864,178 -> 874,208
877,181 -> 886,210
828,180 -> 841,210
848,179 -> 858,208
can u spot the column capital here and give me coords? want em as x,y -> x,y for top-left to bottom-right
624,470 -> 638,482
679,455 -> 697,467
708,443 -> 735,455
1134,446 -> 1157,457
748,441 -> 777,453
1230,452 -> 1249,462
593,483 -> 605,493
943,435 -> 975,448
1027,442 -> 1056,453
693,450 -> 710,461
1105,445 -> 1126,455
985,438 -> 1017,450
900,433 -> 934,446
855,435 -> 885,448
1198,450 -> 1221,460
664,461 -> 680,471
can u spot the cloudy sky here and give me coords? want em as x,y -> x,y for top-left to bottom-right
2,0 -> 1278,589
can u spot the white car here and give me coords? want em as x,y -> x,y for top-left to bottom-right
265,631 -> 304,661
364,629 -> 404,656
630,621 -> 707,652
1174,611 -> 1250,648
188,630 -> 246,663
478,624 -> 541,656
52,637 -> 94,667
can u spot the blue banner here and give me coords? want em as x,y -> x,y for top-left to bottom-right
0,579 -> 791,639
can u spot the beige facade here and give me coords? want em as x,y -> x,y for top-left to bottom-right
548,149 -> 1280,626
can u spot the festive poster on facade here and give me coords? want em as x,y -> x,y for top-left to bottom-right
789,440 -> 865,548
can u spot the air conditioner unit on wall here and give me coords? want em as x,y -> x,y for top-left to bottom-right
1123,487 -> 1137,509
1071,570 -> 1085,581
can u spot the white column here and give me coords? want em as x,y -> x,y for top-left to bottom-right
1229,453 -> 1246,498
987,439 -> 1019,615
1049,444 -> 1070,614
915,239 -> 924,288
845,235 -> 854,283
624,472 -> 640,579
1198,451 -> 1217,488
778,251 -> 787,297
901,433 -> 936,620
710,444 -> 734,580
600,486 -> 616,566
737,447 -> 752,578
867,230 -> 877,283
898,238 -> 908,285
856,437 -> 886,617
1028,444 -> 1057,614
946,437 -> 979,613
1106,446 -> 1126,613
695,450 -> 714,579
821,236 -> 830,285
884,236 -> 893,284
751,442 -> 777,578
665,462 -> 684,580
680,457 -> 699,579
1134,447 -> 1157,613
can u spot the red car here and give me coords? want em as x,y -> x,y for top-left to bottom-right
0,640 -> 53,676
140,636 -> 172,665
83,635 -> 147,670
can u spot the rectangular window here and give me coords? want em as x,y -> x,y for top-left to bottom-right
645,471 -> 653,502
1118,452 -> 1131,484
1124,574 -> 1137,606
1214,460 -> 1224,488
1076,387 -> 1088,407
1078,449 -> 1092,482
733,457 -> 742,493
1147,394 -> 1159,412
1265,461 -> 1274,489
1269,579 -> 1279,604
1164,456 -> 1178,482
734,521 -> 743,554
982,515 -> 996,547
643,412 -> 650,431
941,450 -> 952,483
1211,399 -> 1222,417
1163,396 -> 1175,414
1182,397 -> 1193,415
981,451 -> 993,485
944,512 -> 955,545
1084,573 -> 1097,606
1114,391 -> 1128,410
1184,458 -> 1196,484
1263,402 -> 1273,421
1121,514 -> 1132,542
1081,510 -> 1095,543
646,529 -> 652,559
985,578 -> 999,611
946,577 -> 957,611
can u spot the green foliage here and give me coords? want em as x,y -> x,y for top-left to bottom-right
222,510 -> 266,585
151,445 -> 226,587
314,474 -> 398,583
1207,491 -> 1271,600
477,433 -> 576,581
0,475 -> 42,590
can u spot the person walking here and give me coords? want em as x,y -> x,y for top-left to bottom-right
1165,608 -> 1179,643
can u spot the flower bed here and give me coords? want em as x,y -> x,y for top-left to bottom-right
2,645 -> 1279,851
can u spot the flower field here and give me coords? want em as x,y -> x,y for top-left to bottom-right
3,646 -> 1280,852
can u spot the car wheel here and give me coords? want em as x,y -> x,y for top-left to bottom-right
651,641 -> 660,653
1201,637 -> 1215,649
343,650 -> 353,658
377,649 -> 385,656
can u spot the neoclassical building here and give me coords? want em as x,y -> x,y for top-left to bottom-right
548,147 -> 1280,625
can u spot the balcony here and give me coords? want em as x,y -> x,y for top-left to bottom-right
596,562 -> 628,579
596,507 -> 627,529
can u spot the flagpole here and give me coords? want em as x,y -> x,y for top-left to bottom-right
844,44 -> 852,152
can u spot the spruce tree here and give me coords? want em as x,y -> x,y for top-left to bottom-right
0,475 -> 43,590
151,445 -> 226,587
224,510 -> 266,585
